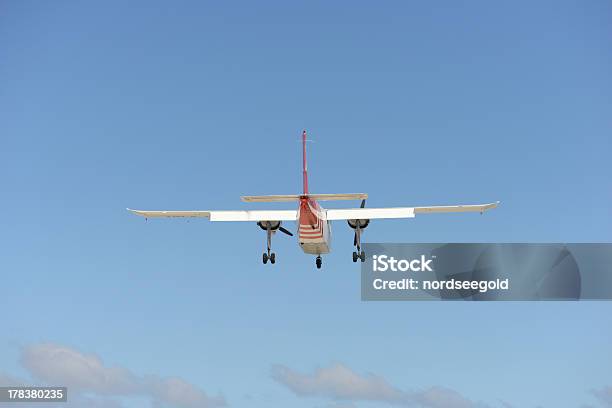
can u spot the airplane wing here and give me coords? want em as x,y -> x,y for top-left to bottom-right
414,201 -> 499,214
326,207 -> 415,220
127,208 -> 297,222
128,202 -> 498,221
326,201 -> 499,220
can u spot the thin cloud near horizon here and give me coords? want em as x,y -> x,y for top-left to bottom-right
1,342 -> 225,408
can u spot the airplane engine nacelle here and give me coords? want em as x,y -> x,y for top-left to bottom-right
347,219 -> 369,229
257,221 -> 282,231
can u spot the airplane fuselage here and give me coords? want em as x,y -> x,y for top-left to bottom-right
297,196 -> 331,255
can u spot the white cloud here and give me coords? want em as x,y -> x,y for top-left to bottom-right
413,386 -> 482,408
147,376 -> 226,408
318,403 -> 359,408
271,363 -> 404,403
12,343 -> 225,408
592,386 -> 612,407
21,343 -> 140,395
271,363 -> 490,408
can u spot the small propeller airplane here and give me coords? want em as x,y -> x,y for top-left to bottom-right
128,131 -> 499,268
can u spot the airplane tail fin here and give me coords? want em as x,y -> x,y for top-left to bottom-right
240,130 -> 367,203
302,130 -> 308,194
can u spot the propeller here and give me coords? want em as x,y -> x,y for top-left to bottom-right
353,199 -> 367,245
279,226 -> 293,236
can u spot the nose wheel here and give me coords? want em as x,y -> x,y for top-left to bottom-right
316,256 -> 322,269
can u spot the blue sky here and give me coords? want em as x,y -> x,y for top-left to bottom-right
1,1 -> 611,407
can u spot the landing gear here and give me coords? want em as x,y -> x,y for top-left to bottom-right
256,221 -> 292,265
352,223 -> 366,263
348,201 -> 369,264
261,222 -> 276,265
316,256 -> 322,269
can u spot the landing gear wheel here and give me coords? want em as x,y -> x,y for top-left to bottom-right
263,253 -> 268,264
270,252 -> 276,264
352,251 -> 358,263
316,256 -> 322,269
360,250 -> 366,262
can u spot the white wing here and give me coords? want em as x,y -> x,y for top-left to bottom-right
127,208 -> 297,222
128,201 -> 498,221
414,201 -> 499,214
326,207 -> 415,220
326,201 -> 499,220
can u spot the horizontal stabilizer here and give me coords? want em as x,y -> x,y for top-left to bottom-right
241,195 -> 300,202
241,193 -> 367,202
308,193 -> 368,201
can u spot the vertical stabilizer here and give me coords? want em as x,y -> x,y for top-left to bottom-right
302,130 -> 309,195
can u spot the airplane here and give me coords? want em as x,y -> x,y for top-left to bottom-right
128,130 -> 499,268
